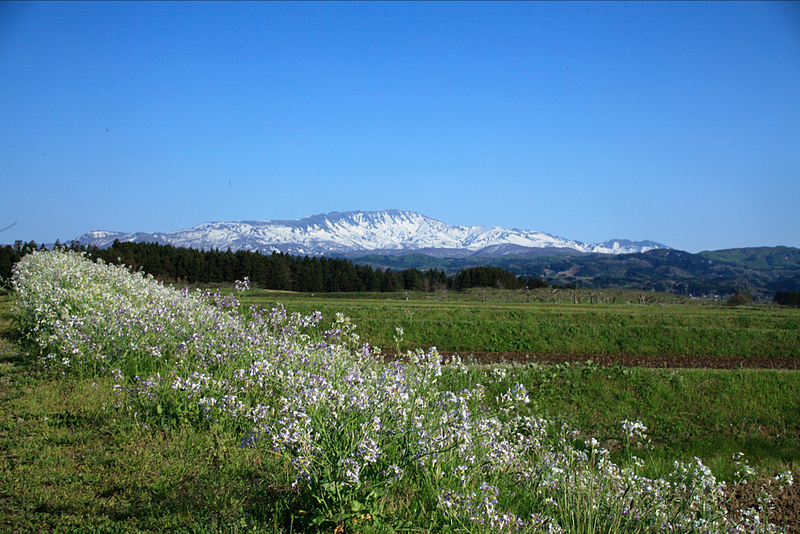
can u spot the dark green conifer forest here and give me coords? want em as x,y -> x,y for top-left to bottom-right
0,239 -> 543,293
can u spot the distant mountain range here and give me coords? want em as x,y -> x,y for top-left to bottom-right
65,211 -> 800,299
76,210 -> 668,258
351,247 -> 800,299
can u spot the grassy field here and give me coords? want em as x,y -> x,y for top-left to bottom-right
2,263 -> 799,533
243,288 -> 800,479
240,288 -> 800,358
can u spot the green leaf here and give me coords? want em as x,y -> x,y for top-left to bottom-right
369,487 -> 388,499
350,500 -> 364,512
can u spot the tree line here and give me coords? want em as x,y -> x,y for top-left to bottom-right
774,291 -> 800,307
0,240 -> 547,293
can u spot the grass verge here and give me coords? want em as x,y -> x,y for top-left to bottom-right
0,295 -> 296,533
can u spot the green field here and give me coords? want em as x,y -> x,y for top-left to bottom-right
3,273 -> 800,533
241,288 -> 800,358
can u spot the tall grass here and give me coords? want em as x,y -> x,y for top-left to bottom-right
4,249 -> 795,533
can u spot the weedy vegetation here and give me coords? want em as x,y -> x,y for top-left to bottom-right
0,249 -> 797,533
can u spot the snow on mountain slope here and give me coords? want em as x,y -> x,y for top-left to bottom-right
75,210 -> 668,256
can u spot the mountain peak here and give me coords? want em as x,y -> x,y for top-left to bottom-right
75,210 -> 669,257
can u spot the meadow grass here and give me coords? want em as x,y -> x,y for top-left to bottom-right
241,291 -> 800,358
2,251 -> 798,533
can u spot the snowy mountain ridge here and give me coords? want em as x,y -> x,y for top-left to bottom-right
75,210 -> 668,257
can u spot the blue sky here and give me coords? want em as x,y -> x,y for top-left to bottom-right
1,1 -> 798,253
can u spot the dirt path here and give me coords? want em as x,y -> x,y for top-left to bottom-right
426,351 -> 800,369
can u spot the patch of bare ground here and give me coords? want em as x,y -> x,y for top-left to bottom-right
410,351 -> 800,370
727,479 -> 799,533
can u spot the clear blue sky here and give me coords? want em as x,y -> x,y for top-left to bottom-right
2,1 -> 798,253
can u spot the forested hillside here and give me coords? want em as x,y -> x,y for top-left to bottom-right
698,246 -> 800,270
356,248 -> 800,299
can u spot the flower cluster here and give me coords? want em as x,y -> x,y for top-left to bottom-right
234,277 -> 250,292
440,482 -> 526,533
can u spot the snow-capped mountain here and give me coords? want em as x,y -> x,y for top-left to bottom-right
75,210 -> 668,257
